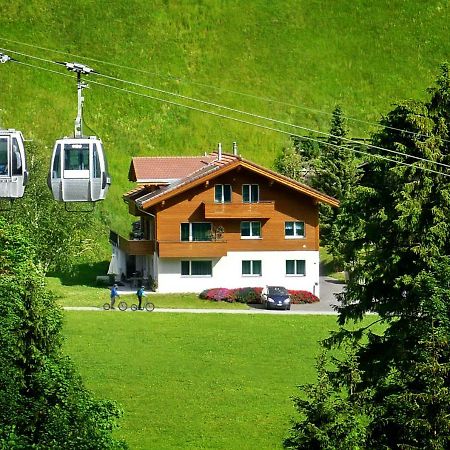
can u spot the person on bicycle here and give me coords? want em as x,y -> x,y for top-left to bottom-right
136,285 -> 145,310
110,284 -> 120,309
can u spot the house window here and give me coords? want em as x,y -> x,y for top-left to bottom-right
242,260 -> 262,276
242,184 -> 259,203
181,260 -> 212,276
240,221 -> 261,239
286,260 -> 306,276
181,222 -> 212,241
215,184 -> 232,203
285,221 -> 305,238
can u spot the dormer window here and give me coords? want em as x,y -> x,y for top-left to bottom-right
215,184 -> 232,203
242,184 -> 259,203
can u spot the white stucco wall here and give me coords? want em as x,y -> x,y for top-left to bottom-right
156,250 -> 320,297
108,245 -> 127,280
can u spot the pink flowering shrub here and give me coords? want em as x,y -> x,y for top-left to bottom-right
199,288 -> 232,302
289,290 -> 319,304
199,287 -> 263,303
200,288 -> 318,304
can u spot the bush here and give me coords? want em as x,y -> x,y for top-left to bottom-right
199,288 -> 318,305
232,287 -> 263,303
199,288 -> 232,302
199,287 -> 262,303
289,290 -> 319,304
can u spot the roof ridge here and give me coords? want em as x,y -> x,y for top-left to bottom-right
132,155 -> 215,160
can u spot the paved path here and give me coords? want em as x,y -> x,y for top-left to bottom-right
64,277 -> 346,315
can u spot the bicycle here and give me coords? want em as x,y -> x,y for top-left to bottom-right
131,302 -> 155,312
103,300 -> 154,312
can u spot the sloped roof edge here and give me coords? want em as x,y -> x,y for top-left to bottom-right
130,155 -> 338,209
239,159 -> 339,207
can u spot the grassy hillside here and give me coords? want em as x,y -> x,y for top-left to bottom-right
1,0 -> 448,237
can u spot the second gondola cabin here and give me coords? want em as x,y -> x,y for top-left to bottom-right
49,136 -> 110,202
0,129 -> 28,199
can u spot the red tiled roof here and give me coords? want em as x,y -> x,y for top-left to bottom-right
129,152 -> 239,182
129,155 -> 215,182
126,151 -> 339,209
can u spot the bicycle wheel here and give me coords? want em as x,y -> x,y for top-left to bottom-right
118,301 -> 127,311
145,302 -> 155,312
103,303 -> 111,310
131,304 -> 138,311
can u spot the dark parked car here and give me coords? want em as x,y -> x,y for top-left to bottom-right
261,286 -> 291,310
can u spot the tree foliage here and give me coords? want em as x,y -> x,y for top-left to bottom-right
0,217 -> 127,449
286,64 -> 450,449
2,142 -> 103,274
275,106 -> 359,249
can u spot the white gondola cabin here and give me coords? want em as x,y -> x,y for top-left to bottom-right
0,129 -> 28,199
49,136 -> 110,202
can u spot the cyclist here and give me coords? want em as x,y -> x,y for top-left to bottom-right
110,284 -> 120,309
136,285 -> 145,310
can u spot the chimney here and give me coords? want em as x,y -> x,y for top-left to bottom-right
217,142 -> 222,161
232,141 -> 238,156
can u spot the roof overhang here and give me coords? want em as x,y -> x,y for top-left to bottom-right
129,158 -> 339,210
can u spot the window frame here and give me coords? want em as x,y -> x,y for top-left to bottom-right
181,260 -> 213,277
241,260 -> 262,277
284,221 -> 305,239
240,221 -> 262,239
214,184 -> 232,203
242,184 -> 259,203
285,259 -> 306,276
0,137 -> 9,176
180,222 -> 213,242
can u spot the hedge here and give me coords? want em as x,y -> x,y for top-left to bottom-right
199,288 -> 319,304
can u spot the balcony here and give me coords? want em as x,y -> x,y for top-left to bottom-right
203,201 -> 275,219
158,240 -> 228,258
114,235 -> 155,256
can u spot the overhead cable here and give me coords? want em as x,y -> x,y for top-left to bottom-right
0,36 -> 444,143
3,45 -> 449,171
5,55 -> 450,178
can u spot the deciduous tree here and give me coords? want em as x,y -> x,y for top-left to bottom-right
0,217 -> 126,449
3,142 -> 103,274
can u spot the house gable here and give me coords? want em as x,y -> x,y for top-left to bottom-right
131,155 -> 338,211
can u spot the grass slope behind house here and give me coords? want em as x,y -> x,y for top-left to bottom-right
64,311 -> 349,449
1,1 -> 448,238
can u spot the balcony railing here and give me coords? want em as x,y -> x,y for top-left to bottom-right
203,201 -> 275,219
115,235 -> 155,256
158,240 -> 228,258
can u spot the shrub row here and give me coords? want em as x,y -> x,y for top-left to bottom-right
199,288 -> 319,304
289,290 -> 319,304
199,287 -> 262,303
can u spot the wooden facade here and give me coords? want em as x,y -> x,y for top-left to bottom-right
139,167 -> 321,255
118,236 -> 155,256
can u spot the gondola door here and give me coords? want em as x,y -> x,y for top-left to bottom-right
0,132 -> 27,199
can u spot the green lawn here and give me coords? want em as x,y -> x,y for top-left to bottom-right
47,277 -> 248,309
63,311 -> 352,449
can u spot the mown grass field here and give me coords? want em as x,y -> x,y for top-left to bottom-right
63,311 -> 351,449
47,276 -> 249,309
1,1 -> 449,236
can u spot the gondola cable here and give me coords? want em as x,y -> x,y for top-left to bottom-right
3,46 -> 450,171
2,52 -> 450,178
0,35 -> 443,143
